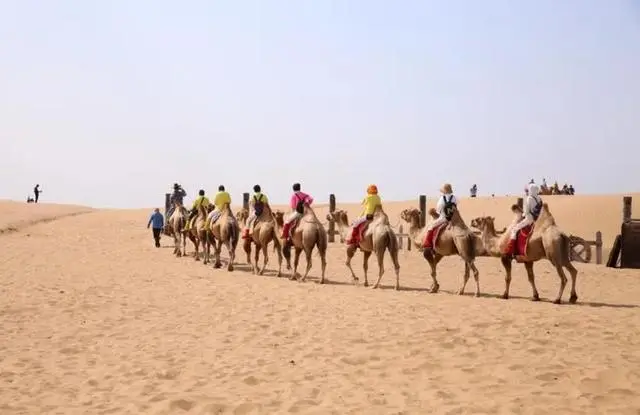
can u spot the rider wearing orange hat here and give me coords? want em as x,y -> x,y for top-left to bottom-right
346,184 -> 382,245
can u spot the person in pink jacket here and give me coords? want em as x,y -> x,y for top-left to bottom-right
281,183 -> 314,240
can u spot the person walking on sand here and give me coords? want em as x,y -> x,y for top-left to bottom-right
33,184 -> 42,203
147,208 -> 164,248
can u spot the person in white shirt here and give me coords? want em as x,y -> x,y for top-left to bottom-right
423,183 -> 457,250
504,183 -> 543,255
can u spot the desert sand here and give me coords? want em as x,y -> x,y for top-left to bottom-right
1,194 -> 639,414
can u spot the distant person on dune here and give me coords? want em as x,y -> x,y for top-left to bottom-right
147,208 -> 164,248
33,184 -> 42,203
470,184 -> 477,198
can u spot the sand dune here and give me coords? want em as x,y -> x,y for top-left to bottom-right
1,195 -> 639,414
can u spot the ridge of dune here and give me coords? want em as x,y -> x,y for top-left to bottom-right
0,200 -> 95,235
1,194 -> 640,413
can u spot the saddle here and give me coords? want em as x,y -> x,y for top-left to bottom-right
514,224 -> 534,261
423,221 -> 448,247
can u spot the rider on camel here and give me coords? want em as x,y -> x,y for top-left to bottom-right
346,184 -> 381,245
207,185 -> 231,228
503,183 -> 543,256
243,185 -> 269,239
281,183 -> 314,240
423,183 -> 457,250
186,189 -> 209,231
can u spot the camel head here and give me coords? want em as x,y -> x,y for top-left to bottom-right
400,208 -> 421,225
511,204 -> 523,215
272,210 -> 285,226
428,208 -> 438,219
472,216 -> 496,232
326,210 -> 349,227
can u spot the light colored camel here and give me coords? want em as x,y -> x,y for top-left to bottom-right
325,210 -> 347,243
236,208 -> 248,227
400,208 -> 482,296
203,203 -> 240,271
326,206 -> 401,290
472,203 -> 578,304
183,204 -> 208,261
242,203 -> 283,277
168,202 -> 188,257
272,206 -> 328,283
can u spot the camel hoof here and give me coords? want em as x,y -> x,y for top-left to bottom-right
502,293 -> 509,300
531,295 -> 540,302
569,294 -> 578,304
474,292 -> 480,298
213,263 -> 222,269
395,285 -> 400,291
553,298 -> 562,305
372,284 -> 379,289
318,279 -> 325,285
429,285 -> 440,294
227,265 -> 234,272
457,290 -> 465,296
363,282 -> 369,288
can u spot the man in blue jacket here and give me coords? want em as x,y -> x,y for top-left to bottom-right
147,208 -> 164,247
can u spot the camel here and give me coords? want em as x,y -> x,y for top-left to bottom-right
183,203 -> 208,261
203,203 -> 240,271
272,206 -> 328,283
400,208 -> 483,296
242,203 -> 283,277
168,202 -> 188,257
472,203 -> 578,304
326,206 -> 401,290
236,208 -> 248,227
325,210 -> 347,243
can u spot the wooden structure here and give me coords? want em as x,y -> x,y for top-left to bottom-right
326,194 -> 426,250
164,193 -> 171,221
515,197 -> 602,264
608,196 -> 640,268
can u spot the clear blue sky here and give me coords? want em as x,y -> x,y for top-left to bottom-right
2,0 -> 639,208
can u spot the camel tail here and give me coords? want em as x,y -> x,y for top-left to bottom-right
316,226 -> 328,257
560,232 -> 573,264
387,231 -> 400,266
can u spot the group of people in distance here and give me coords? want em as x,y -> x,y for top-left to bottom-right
159,179 -> 545,258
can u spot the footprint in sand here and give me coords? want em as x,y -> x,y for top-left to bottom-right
169,399 -> 195,411
243,375 -> 260,386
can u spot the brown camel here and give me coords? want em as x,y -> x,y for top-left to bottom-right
203,203 -> 240,271
168,202 -> 188,257
242,203 -> 283,276
327,206 -> 401,290
272,206 -> 328,283
183,204 -> 208,261
325,210 -> 347,243
236,208 -> 248,227
472,203 -> 578,304
400,208 -> 482,296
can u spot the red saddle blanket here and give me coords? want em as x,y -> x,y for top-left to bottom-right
351,221 -> 370,244
423,222 -> 448,247
515,224 -> 534,257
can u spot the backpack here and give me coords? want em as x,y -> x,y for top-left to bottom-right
443,195 -> 457,221
530,197 -> 543,220
294,192 -> 305,214
253,194 -> 265,216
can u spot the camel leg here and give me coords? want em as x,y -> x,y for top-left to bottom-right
390,244 -> 401,291
224,240 -> 235,272
202,232 -> 210,265
252,243 -> 260,275
362,251 -> 372,287
458,262 -> 471,296
470,261 -> 480,297
552,264 -> 568,305
345,245 -> 359,284
372,247 -> 385,289
182,232 -> 187,257
214,239 -> 223,269
423,250 -> 442,293
300,248 -> 314,283
243,239 -> 252,264
524,262 -> 540,301
259,244 -> 269,275
290,247 -> 302,280
274,240 -> 283,278
565,262 -> 578,304
318,246 -> 327,285
500,255 -> 513,299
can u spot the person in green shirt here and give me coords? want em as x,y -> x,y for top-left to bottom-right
242,184 -> 269,239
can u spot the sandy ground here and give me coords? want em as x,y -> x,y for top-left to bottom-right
1,195 -> 639,414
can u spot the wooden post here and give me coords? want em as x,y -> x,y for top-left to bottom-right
517,197 -> 524,210
419,195 -> 427,227
164,193 -> 171,220
595,231 -> 602,265
398,224 -> 404,250
328,194 -> 336,243
623,196 -> 632,223
243,192 -> 249,210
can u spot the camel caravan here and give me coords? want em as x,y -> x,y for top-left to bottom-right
160,181 -> 580,304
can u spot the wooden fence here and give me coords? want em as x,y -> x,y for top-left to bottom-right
607,196 -> 640,268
